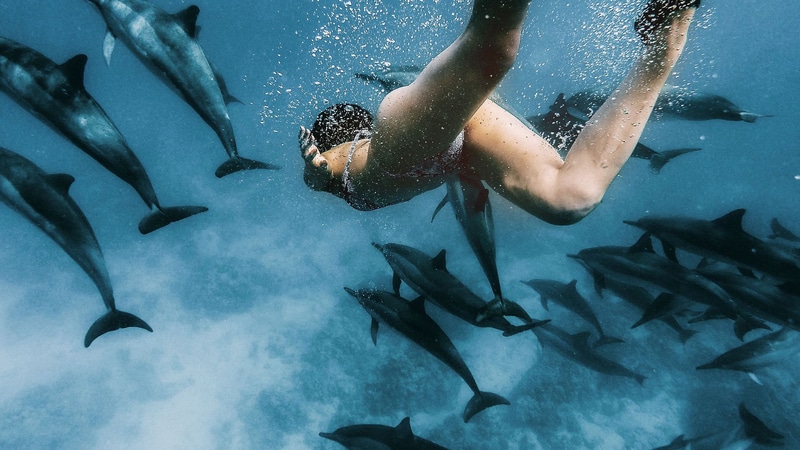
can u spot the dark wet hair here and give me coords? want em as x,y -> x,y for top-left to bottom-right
311,103 -> 373,152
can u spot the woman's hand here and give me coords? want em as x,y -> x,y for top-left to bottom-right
299,126 -> 333,191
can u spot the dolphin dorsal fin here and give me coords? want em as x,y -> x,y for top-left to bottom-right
432,249 -> 448,271
549,93 -> 567,113
59,55 -> 88,89
566,279 -> 579,294
393,417 -> 414,443
713,209 -> 747,231
174,5 -> 201,39
46,173 -> 76,194
629,233 -> 655,253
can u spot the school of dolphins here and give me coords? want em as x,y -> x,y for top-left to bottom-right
0,1 -> 796,448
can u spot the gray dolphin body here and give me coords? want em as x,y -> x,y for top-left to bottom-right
696,328 -> 800,378
532,323 -> 645,385
85,0 -> 277,177
526,93 -> 701,173
570,234 -> 737,315
0,36 -> 206,234
431,174 -> 515,320
0,146 -> 152,346
696,265 -> 800,332
373,242 -> 544,334
564,87 -> 769,123
569,234 -> 765,340
344,287 -> 510,423
319,417 -> 449,450
625,209 -> 800,281
522,279 -> 624,348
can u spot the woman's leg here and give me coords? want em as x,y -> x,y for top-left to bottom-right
555,4 -> 697,213
367,0 -> 532,175
468,1 -> 698,225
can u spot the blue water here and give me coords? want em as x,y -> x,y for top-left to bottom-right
1,0 -> 798,448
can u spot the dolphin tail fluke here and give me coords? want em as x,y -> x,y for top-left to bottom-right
648,147 -> 702,174
593,334 -> 625,348
463,391 -> 510,423
138,205 -> 209,234
84,309 -> 153,347
502,319 -> 550,337
215,157 -> 280,178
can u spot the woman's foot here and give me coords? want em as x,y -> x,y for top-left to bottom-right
635,0 -> 701,45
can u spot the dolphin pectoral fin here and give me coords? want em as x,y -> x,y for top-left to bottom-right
215,156 -> 280,178
747,372 -> 763,385
84,309 -> 153,347
370,318 -> 379,345
502,319 -> 550,337
463,391 -> 510,423
103,30 -> 116,66
138,205 -> 208,234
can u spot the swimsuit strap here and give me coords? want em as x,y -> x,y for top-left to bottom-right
341,130 -> 381,211
342,129 -> 371,186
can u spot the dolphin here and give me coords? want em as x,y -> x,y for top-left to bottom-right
319,416 -> 449,450
624,209 -> 800,281
598,277 -> 698,344
355,65 -> 422,92
372,242 -> 544,334
564,87 -> 770,123
84,0 -> 278,177
738,403 -> 785,447
695,263 -> 800,332
0,146 -> 152,346
532,323 -> 646,385
526,93 -> 702,174
344,287 -> 510,423
521,279 -> 624,347
431,174 -> 510,320
768,217 -> 800,242
651,432 -> 728,450
696,328 -> 800,384
0,36 -> 207,234
569,233 -> 767,340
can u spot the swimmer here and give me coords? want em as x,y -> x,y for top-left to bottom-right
300,0 -> 699,311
